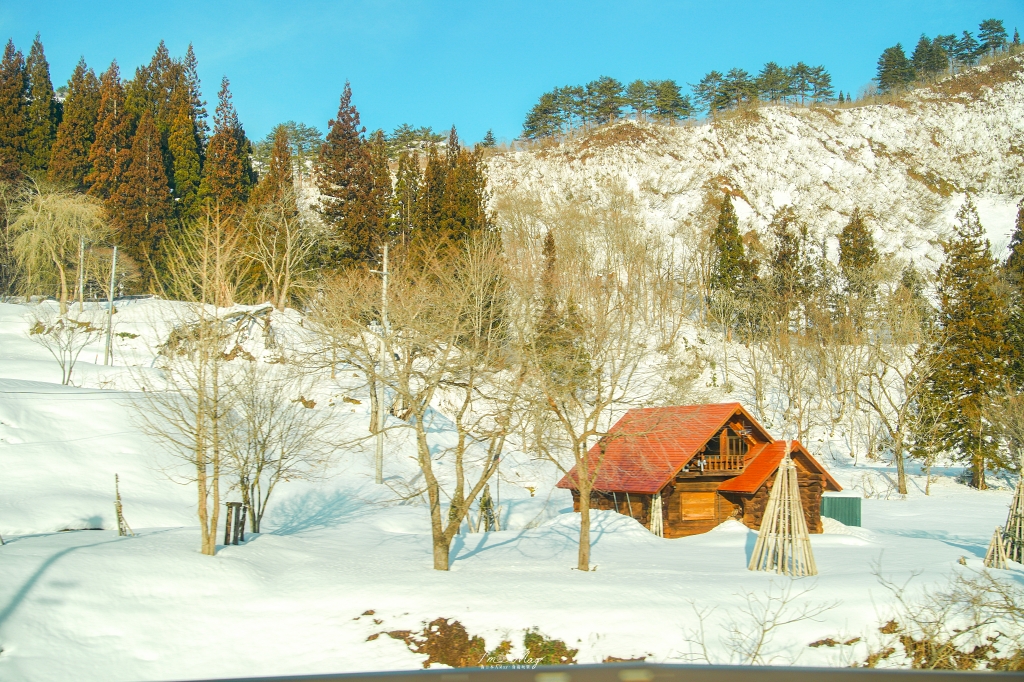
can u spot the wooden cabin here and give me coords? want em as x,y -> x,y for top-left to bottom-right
556,402 -> 842,538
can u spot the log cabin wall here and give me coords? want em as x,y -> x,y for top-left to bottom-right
661,478 -> 742,538
571,490 -> 652,527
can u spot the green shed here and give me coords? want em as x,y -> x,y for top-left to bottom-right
821,494 -> 861,527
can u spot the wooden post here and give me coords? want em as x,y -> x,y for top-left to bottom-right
371,244 -> 389,485
114,474 -> 134,537
224,503 -> 234,545
239,505 -> 248,543
748,443 -> 817,577
984,526 -> 1008,569
232,503 -> 242,545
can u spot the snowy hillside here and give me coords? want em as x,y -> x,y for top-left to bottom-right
0,298 -> 1021,681
487,56 -> 1024,266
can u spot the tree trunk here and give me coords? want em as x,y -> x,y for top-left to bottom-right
893,431 -> 908,495
577,482 -> 592,571
972,458 -> 987,490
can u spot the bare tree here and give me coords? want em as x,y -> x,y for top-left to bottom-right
26,306 -> 102,385
131,207 -> 246,556
505,189 -> 658,571
11,182 -> 108,313
224,360 -> 334,532
856,284 -> 941,495
245,189 -> 319,310
312,238 -> 521,570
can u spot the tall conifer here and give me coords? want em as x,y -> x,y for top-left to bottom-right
86,61 -> 131,199
182,44 -> 208,155
315,81 -> 379,264
420,146 -> 447,237
923,197 -> 1009,489
391,151 -> 420,246
167,85 -> 202,221
109,109 -> 173,274
838,208 -> 878,297
366,129 -> 393,245
48,58 -> 100,187
24,34 -> 58,175
711,193 -> 746,291
0,40 -> 28,180
249,124 -> 294,207
198,77 -> 254,212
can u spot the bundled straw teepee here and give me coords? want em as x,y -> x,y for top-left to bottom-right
984,526 -> 1008,569
748,442 -> 817,577
1003,473 -> 1024,564
649,494 -> 664,538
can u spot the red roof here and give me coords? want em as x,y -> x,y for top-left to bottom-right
555,403 -> 840,495
717,440 -> 841,494
555,403 -> 773,494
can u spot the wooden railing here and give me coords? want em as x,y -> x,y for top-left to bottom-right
687,454 -> 745,474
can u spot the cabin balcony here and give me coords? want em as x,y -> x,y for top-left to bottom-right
678,454 -> 745,477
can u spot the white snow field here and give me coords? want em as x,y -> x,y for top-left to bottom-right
0,298 -> 1020,682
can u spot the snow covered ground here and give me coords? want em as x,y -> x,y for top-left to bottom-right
0,299 -> 1020,681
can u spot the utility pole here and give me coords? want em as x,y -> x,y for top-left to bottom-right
371,244 -> 389,484
78,235 -> 85,314
104,246 -> 117,366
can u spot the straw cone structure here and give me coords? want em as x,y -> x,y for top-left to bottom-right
650,494 -> 664,538
748,443 -> 817,576
984,526 -> 1008,569
1004,475 -> 1024,564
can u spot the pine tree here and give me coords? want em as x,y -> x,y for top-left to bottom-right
756,62 -> 792,102
86,61 -> 132,200
808,66 -> 834,102
978,19 -> 1008,55
181,44 -> 208,155
438,126 -> 488,250
167,85 -> 202,221
722,69 -> 755,108
24,34 -> 58,175
956,31 -> 982,67
650,79 -> 692,119
838,208 -> 878,297
924,197 -> 1010,489
198,77 -> 254,212
1014,29 -> 1020,47
250,124 -> 294,207
875,44 -> 915,94
124,41 -> 177,136
522,91 -> 562,139
692,70 -> 727,115
367,128 -> 393,247
48,58 -> 100,187
391,151 -> 420,246
480,129 -> 496,148
109,109 -> 173,274
584,76 -> 624,124
710,193 -> 746,291
625,79 -> 654,119
315,81 -> 378,264
1004,198 -> 1024,387
0,39 -> 27,181
838,91 -> 844,104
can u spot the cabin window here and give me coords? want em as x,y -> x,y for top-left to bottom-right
725,430 -> 748,457
680,492 -> 716,520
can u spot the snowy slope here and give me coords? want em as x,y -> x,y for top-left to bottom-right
487,56 -> 1024,267
0,298 -> 1021,681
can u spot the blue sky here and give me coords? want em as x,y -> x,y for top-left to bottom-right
3,1 -> 1021,145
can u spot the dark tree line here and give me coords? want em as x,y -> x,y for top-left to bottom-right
876,18 -> 1014,94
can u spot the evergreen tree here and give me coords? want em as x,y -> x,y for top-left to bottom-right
109,109 -> 174,273
48,58 -> 100,187
808,66 -> 834,102
249,124 -> 294,207
757,62 -> 792,102
86,61 -> 131,200
650,79 -> 692,119
480,129 -> 496,148
923,197 -> 1010,489
978,19 -> 1007,55
1004,198 -> 1024,386
198,77 -> 255,211
315,81 -> 379,264
584,76 -> 624,124
420,146 -> 446,235
838,208 -> 878,297
790,62 -> 813,104
935,34 -> 960,72
124,41 -> 177,135
167,85 -> 202,221
391,151 -> 420,246
367,128 -> 393,247
838,91 -> 844,104
768,207 -> 803,321
625,79 -> 655,119
0,39 -> 27,181
522,91 -> 561,139
722,69 -> 755,108
1014,28 -> 1020,47
24,34 -> 58,175
911,35 -> 943,81
955,31 -> 981,66
439,126 -> 488,249
692,70 -> 727,115
875,44 -> 915,94
181,43 -> 208,155
1006,198 -> 1024,283
710,192 -> 746,291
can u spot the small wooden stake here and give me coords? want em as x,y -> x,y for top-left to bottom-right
984,526 -> 1008,569
1004,473 -> 1024,564
114,474 -> 134,537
